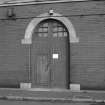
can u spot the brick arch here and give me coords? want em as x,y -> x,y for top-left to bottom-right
21,12 -> 79,44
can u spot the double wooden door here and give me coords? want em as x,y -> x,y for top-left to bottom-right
31,19 -> 69,88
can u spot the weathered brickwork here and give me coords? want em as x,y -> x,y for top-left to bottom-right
0,1 -> 104,89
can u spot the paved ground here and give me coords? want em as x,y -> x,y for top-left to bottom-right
0,88 -> 105,100
0,100 -> 101,105
0,88 -> 104,105
0,100 -> 105,105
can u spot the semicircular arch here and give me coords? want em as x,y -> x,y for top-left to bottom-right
21,12 -> 79,44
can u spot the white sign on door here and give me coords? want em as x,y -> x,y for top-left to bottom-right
52,53 -> 59,59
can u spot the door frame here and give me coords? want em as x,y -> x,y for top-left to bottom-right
31,19 -> 70,88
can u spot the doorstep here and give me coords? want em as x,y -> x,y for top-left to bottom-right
0,88 -> 104,102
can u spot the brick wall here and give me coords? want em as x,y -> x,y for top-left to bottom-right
0,1 -> 104,89
70,15 -> 105,90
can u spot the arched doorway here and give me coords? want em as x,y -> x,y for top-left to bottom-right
31,19 -> 69,89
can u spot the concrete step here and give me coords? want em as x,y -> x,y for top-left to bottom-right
0,88 -> 104,102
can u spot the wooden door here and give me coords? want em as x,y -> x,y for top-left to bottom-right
36,55 -> 50,87
32,19 -> 69,88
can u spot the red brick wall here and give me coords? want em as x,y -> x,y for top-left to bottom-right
0,1 -> 104,89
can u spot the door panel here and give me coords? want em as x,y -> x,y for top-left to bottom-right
36,55 -> 50,86
51,41 -> 68,88
31,41 -> 51,88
